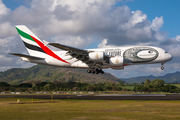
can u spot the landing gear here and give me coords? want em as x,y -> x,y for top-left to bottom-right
87,69 -> 91,73
87,68 -> 104,74
161,63 -> 164,70
161,66 -> 164,70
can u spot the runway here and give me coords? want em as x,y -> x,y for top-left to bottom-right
1,94 -> 180,100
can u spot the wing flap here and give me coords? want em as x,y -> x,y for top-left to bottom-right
9,53 -> 45,60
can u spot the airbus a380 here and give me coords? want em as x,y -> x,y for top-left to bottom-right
10,25 -> 173,74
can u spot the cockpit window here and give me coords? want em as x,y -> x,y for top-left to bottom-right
165,51 -> 168,53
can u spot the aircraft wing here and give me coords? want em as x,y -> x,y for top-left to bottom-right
9,53 -> 45,60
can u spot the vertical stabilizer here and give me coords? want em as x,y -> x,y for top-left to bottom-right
15,25 -> 47,58
15,25 -> 69,64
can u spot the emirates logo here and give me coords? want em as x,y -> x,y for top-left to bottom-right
95,53 -> 99,59
116,58 -> 119,63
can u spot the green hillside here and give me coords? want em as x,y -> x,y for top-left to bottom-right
0,65 -> 123,84
122,71 -> 180,83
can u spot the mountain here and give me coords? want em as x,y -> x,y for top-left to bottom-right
0,64 -> 124,84
122,71 -> 180,83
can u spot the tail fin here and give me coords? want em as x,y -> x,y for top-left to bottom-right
15,25 -> 70,64
15,25 -> 47,58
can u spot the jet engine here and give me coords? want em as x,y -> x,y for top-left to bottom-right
89,52 -> 104,61
109,56 -> 124,65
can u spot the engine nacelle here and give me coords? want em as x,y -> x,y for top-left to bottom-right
109,56 -> 124,66
89,52 -> 104,61
112,66 -> 124,70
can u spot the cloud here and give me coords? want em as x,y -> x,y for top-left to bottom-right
151,16 -> 164,31
98,39 -> 118,48
0,0 -> 10,17
51,35 -> 93,48
176,35 -> 180,41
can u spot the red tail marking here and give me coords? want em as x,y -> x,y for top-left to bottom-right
30,35 -> 70,64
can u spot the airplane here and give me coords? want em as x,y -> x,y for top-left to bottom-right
10,25 -> 173,74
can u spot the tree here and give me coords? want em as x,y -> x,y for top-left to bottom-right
0,82 -> 10,87
36,82 -> 48,87
144,79 -> 151,88
150,79 -> 164,88
72,87 -> 78,91
165,84 -> 177,92
118,82 -> 124,86
133,85 -> 145,92
43,83 -> 54,91
9,87 -> 15,92
141,82 -> 144,85
86,85 -> 94,91
18,83 -> 32,88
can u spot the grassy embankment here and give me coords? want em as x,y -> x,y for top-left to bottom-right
123,84 -> 136,90
0,98 -> 180,120
171,84 -> 180,88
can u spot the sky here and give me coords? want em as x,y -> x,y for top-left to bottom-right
0,0 -> 180,78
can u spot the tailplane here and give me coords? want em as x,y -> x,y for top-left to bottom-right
9,53 -> 45,60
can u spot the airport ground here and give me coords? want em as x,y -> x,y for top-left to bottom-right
0,97 -> 180,120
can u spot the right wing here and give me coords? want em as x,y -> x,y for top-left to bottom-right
9,53 -> 45,60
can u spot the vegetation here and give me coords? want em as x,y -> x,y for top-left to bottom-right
0,64 -> 124,84
1,65 -> 180,93
0,98 -> 180,120
133,79 -> 180,93
123,71 -> 180,83
1,79 -> 180,93
0,81 -> 124,92
123,83 -> 137,90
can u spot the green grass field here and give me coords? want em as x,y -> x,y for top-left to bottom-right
123,85 -> 135,90
171,84 -> 180,88
123,84 -> 137,90
0,98 -> 180,120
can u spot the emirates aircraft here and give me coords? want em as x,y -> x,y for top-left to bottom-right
10,25 -> 172,74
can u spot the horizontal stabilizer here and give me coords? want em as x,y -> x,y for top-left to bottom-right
9,53 -> 45,60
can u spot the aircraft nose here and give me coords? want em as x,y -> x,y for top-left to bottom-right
166,53 -> 173,61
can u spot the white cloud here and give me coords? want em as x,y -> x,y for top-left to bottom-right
98,39 -> 118,48
0,0 -> 10,17
151,16 -> 164,31
176,35 -> 180,41
51,35 -> 93,48
120,10 -> 147,30
0,22 -> 16,38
